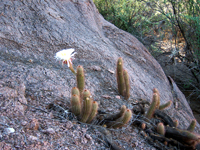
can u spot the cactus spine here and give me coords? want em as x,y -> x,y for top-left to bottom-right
145,93 -> 159,120
159,100 -> 172,110
87,101 -> 99,123
157,122 -> 165,136
76,65 -> 85,94
81,90 -> 93,123
187,119 -> 196,132
116,57 -> 130,100
71,94 -> 81,116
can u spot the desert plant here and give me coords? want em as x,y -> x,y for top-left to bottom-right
145,93 -> 159,120
76,65 -> 85,95
157,122 -> 165,136
116,57 -> 130,100
187,119 -> 196,132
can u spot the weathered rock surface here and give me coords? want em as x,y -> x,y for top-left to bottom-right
0,0 -> 199,149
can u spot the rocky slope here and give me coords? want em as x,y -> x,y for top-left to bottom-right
0,0 -> 199,149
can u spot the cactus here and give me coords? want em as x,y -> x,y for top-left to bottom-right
112,109 -> 132,128
145,93 -> 159,120
174,120 -> 179,127
187,119 -> 196,132
71,87 -> 80,97
71,94 -> 81,116
111,105 -> 127,121
76,65 -> 85,94
153,88 -> 160,108
157,122 -> 165,136
106,105 -> 132,128
87,101 -> 99,123
116,58 -> 130,100
159,100 -> 172,110
106,105 -> 126,127
165,126 -> 200,146
116,57 -> 125,96
123,69 -> 130,100
81,90 -> 93,123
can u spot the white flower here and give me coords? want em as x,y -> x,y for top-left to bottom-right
55,49 -> 76,67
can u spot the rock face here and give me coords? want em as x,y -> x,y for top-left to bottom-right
0,0 -> 199,149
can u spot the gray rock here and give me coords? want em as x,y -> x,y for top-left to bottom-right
0,0 -> 199,149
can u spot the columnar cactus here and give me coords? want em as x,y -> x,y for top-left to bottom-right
187,119 -> 196,132
81,89 -> 93,123
71,94 -> 81,116
71,87 -> 80,97
76,65 -> 85,94
153,88 -> 160,108
112,109 -> 132,128
159,100 -> 172,110
145,93 -> 159,120
174,120 -> 179,128
106,105 -> 132,128
116,57 -> 125,96
106,105 -> 126,126
123,69 -> 130,100
116,57 -> 130,100
157,122 -> 165,136
70,87 -> 99,124
87,101 -> 99,123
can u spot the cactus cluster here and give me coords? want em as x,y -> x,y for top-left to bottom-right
116,57 -> 130,100
145,88 -> 172,120
70,66 -> 98,123
106,105 -> 132,128
58,54 -> 200,149
134,88 -> 200,149
155,119 -> 200,148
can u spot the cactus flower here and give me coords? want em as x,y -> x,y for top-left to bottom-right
55,48 -> 76,67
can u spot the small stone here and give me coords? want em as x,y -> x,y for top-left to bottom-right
21,121 -> 28,126
28,135 -> 38,141
4,128 -> 15,134
102,95 -> 112,99
28,59 -> 33,63
108,69 -> 114,74
81,137 -> 87,144
65,121 -> 73,129
115,95 -> 121,99
42,128 -> 55,134
85,134 -> 92,140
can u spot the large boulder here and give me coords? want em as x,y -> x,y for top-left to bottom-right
0,0 -> 199,149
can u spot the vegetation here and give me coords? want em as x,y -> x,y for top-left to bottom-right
94,0 -> 200,98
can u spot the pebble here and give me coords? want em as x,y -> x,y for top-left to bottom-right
115,95 -> 121,99
65,121 -> 73,129
4,128 -> 15,134
42,128 -> 55,134
21,121 -> 27,126
102,95 -> 112,99
85,134 -> 92,140
28,135 -> 38,141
